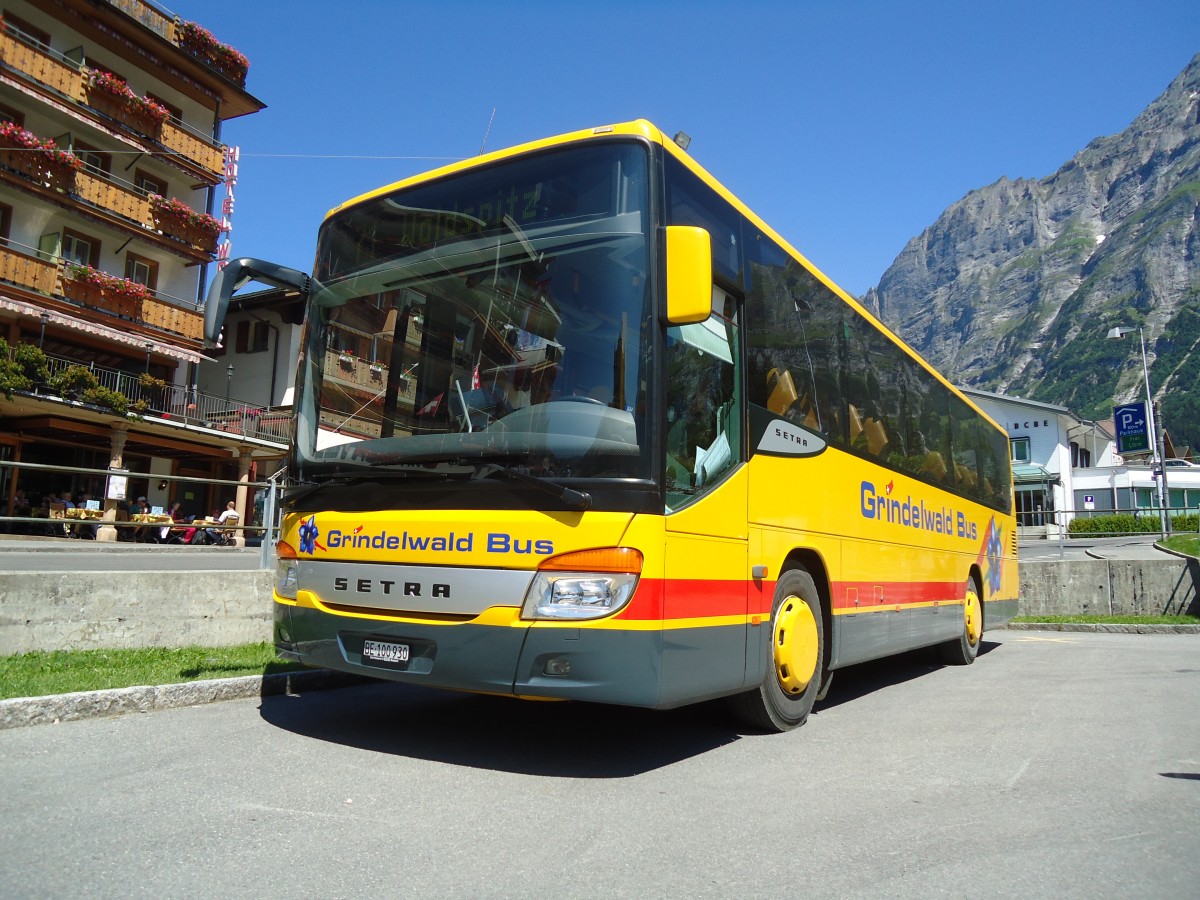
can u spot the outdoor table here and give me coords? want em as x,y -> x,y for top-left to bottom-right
131,513 -> 173,524
64,508 -> 103,520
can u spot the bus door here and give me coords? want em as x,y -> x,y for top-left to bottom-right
660,288 -> 749,704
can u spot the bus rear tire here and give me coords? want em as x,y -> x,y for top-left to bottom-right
940,575 -> 983,666
729,567 -> 825,733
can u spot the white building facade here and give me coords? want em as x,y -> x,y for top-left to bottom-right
963,389 -> 1200,536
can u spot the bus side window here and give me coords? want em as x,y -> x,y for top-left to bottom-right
665,295 -> 740,511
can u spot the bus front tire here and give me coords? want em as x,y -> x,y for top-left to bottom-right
729,567 -> 825,733
940,575 -> 983,666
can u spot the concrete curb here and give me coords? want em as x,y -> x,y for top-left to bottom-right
0,669 -> 367,731
997,622 -> 1200,634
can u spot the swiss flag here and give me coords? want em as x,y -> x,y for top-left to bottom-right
418,393 -> 443,415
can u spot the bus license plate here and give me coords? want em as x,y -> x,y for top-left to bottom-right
363,640 -> 409,664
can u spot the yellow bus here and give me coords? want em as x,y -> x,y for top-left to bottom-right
207,120 -> 1018,731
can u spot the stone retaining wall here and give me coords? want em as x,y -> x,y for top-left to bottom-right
0,559 -> 1195,655
0,570 -> 273,655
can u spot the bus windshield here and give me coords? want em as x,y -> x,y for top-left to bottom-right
295,142 -> 652,489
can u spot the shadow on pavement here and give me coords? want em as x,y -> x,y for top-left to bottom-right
816,640 -> 1001,712
259,639 -> 1003,775
259,680 -> 743,777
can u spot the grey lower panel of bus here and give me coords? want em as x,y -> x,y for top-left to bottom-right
832,604 -> 962,669
831,599 -> 1019,669
279,604 -> 753,709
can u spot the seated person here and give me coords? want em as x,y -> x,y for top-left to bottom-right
204,501 -> 240,545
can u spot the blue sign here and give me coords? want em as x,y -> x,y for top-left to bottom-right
1113,402 -> 1150,455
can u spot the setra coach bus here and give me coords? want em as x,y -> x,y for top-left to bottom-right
206,120 -> 1017,731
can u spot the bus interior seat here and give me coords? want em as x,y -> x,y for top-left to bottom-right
766,367 -> 798,416
848,404 -> 864,442
920,451 -> 948,480
864,417 -> 888,456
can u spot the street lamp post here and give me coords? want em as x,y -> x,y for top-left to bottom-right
1107,325 -> 1168,538
39,311 -> 50,349
226,364 -> 234,404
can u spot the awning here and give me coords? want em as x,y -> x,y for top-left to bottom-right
0,294 -> 215,364
1013,463 -> 1059,486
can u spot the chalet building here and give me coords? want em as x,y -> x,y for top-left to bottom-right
0,0 -> 282,537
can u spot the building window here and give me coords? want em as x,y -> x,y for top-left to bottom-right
61,229 -> 100,267
4,14 -> 51,50
0,102 -> 24,127
251,321 -> 269,352
134,169 -> 168,197
1070,441 -> 1091,469
235,319 -> 249,353
73,141 -> 112,177
1010,437 -> 1030,464
124,253 -> 158,291
0,203 -> 11,242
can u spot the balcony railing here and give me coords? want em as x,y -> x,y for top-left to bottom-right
100,0 -> 249,88
0,137 -> 218,257
0,24 -> 225,178
324,348 -> 414,392
0,237 -> 203,341
105,0 -> 175,42
36,352 -> 291,444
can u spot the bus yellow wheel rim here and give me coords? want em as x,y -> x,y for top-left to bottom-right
774,595 -> 818,695
965,587 -> 982,647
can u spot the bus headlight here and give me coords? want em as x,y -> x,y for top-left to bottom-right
521,548 -> 642,621
276,540 -> 299,600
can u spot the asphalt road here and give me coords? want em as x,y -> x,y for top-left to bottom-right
1,631 -> 1198,898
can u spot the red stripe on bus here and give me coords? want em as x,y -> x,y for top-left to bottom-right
619,577 -> 964,622
832,580 -> 962,609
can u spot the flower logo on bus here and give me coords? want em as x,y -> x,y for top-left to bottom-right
299,515 -> 326,554
976,516 -> 1004,596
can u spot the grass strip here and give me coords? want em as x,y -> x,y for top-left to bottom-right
0,643 -> 307,701
1159,535 -> 1199,558
1010,614 -> 1199,625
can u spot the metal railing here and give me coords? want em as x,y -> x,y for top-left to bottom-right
0,459 -> 283,567
1020,504 -> 1200,535
31,351 -> 292,444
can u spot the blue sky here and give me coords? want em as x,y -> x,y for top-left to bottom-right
169,0 -> 1200,298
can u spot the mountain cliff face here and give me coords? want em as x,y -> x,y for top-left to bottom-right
865,52 -> 1200,453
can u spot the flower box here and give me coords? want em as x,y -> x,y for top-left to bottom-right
63,266 -> 149,319
87,70 -> 168,138
149,194 -> 221,251
177,22 -> 249,87
0,122 -> 81,190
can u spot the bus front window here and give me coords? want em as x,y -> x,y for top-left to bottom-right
296,143 -> 653,490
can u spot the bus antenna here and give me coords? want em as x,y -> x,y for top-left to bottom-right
479,108 -> 496,155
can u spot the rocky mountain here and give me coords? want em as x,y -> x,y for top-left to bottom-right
865,52 -> 1200,454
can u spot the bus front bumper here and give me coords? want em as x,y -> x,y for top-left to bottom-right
276,602 -> 663,708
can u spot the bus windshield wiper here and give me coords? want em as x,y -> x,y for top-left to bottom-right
468,461 -> 592,511
285,468 -> 449,504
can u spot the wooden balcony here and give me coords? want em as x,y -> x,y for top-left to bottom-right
0,27 -> 225,180
0,149 -> 217,257
325,350 -> 397,392
0,244 -> 203,342
104,0 -> 177,42
0,243 -> 59,295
